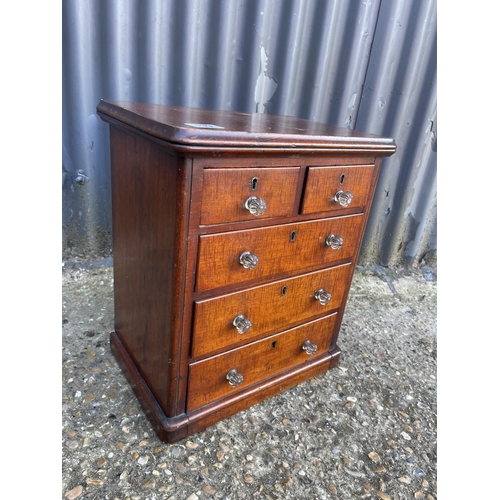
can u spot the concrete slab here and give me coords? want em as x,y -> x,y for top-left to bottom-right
62,263 -> 436,499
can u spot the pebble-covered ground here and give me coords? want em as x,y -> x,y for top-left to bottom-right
62,262 -> 437,500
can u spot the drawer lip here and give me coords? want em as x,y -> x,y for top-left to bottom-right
200,167 -> 300,225
186,313 -> 337,412
191,263 -> 351,359
196,213 -> 365,293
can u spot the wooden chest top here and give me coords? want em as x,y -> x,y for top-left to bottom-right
97,100 -> 396,154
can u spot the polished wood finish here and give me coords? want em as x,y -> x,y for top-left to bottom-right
200,167 -> 300,224
187,314 -> 337,412
302,164 -> 375,215
110,330 -> 340,443
109,127 -> 191,416
192,264 -> 351,358
96,100 -> 397,154
97,100 -> 396,444
196,215 -> 364,292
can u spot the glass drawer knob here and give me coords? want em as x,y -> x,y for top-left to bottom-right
334,190 -> 353,207
302,340 -> 318,356
325,234 -> 344,250
233,314 -> 252,334
315,288 -> 332,305
239,251 -> 259,270
245,196 -> 267,216
226,369 -> 244,387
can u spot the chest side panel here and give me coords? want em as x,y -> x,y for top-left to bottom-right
110,126 -> 191,416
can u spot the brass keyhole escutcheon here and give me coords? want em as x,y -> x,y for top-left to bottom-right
290,230 -> 296,242
251,177 -> 259,190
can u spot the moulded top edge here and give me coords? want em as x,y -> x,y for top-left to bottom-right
96,100 -> 397,153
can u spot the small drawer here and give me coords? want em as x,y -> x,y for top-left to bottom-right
200,167 -> 300,225
192,264 -> 351,358
301,165 -> 375,215
186,314 -> 337,412
196,214 -> 364,292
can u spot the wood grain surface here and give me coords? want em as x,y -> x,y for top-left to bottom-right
192,263 -> 351,358
302,164 -> 375,215
200,167 -> 300,224
196,214 -> 364,292
98,100 -> 395,443
97,100 -> 397,154
109,127 -> 191,416
187,314 -> 337,412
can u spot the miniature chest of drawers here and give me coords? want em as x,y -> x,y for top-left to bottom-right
97,100 -> 396,443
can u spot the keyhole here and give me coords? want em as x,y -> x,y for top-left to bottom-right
340,173 -> 345,185
251,177 -> 259,190
281,286 -> 287,296
290,230 -> 296,242
271,341 -> 277,350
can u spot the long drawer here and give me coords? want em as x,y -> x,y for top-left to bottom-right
186,314 -> 337,412
196,214 -> 364,292
192,263 -> 351,358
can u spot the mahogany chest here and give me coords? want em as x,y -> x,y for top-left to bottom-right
96,100 -> 396,443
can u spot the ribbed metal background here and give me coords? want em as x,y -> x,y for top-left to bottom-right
62,0 -> 437,267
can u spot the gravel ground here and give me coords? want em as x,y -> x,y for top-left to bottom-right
62,261 -> 437,500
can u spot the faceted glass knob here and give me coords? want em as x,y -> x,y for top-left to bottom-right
325,234 -> 344,250
226,369 -> 244,387
302,340 -> 318,356
239,251 -> 259,270
334,190 -> 353,207
233,314 -> 252,334
245,196 -> 267,216
315,288 -> 332,306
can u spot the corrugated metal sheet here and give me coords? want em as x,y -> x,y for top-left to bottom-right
62,0 -> 437,267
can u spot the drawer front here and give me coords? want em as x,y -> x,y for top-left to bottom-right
187,314 -> 337,411
200,167 -> 300,225
196,214 -> 364,292
301,165 -> 374,215
192,264 -> 351,358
